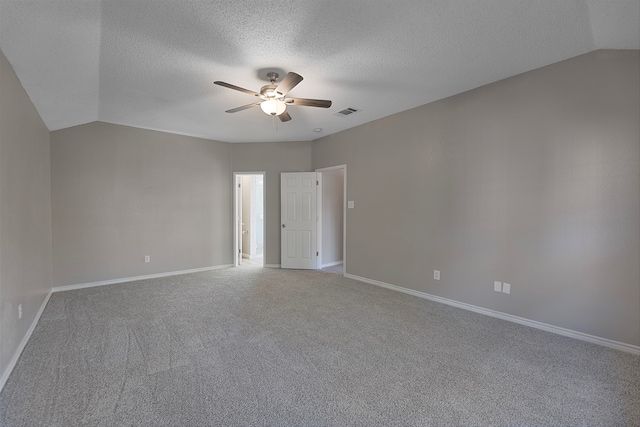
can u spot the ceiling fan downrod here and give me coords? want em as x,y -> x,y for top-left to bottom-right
266,72 -> 279,84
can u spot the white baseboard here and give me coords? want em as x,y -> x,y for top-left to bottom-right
321,260 -> 343,269
0,289 -> 52,393
52,264 -> 233,293
344,273 -> 640,355
265,264 -> 281,268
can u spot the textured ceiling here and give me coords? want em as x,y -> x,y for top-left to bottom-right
1,1 -> 638,143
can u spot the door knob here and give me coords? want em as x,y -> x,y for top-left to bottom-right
282,224 -> 286,228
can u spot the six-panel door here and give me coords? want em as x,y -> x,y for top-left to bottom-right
280,172 -> 317,269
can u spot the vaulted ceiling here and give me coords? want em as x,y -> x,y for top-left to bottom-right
1,1 -> 638,143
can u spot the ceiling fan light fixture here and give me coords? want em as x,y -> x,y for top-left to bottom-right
260,98 -> 287,116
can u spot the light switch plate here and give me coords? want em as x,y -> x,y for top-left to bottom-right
348,201 -> 354,209
494,281 -> 502,292
502,283 -> 511,294
434,270 -> 440,280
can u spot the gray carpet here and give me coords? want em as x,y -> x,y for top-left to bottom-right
1,265 -> 638,426
321,264 -> 344,275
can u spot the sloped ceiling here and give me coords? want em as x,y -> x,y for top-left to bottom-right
0,0 -> 638,143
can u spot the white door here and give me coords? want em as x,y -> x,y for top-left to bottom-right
281,172 -> 317,269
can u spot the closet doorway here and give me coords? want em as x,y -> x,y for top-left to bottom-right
316,165 -> 346,274
233,172 -> 265,267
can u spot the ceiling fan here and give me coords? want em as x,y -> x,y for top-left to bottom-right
214,72 -> 332,122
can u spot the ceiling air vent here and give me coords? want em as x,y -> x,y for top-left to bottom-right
334,107 -> 360,118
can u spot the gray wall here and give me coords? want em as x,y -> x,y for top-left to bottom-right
0,49 -> 52,379
231,142 -> 312,266
51,122 -> 232,287
321,168 -> 344,266
312,50 -> 640,346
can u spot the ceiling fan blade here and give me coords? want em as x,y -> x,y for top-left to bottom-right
214,81 -> 261,97
225,102 -> 261,113
279,111 -> 292,122
286,98 -> 332,108
275,72 -> 303,95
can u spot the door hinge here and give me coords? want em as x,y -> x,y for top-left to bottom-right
316,180 -> 319,185
238,183 -> 241,188
316,251 -> 319,256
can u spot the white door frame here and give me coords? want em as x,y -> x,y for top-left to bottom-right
316,172 -> 322,269
315,164 -> 347,275
237,176 -> 243,265
233,172 -> 266,267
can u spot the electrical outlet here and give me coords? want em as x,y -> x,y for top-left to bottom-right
494,281 -> 502,292
18,304 -> 22,319
502,283 -> 511,294
145,255 -> 150,263
434,270 -> 440,280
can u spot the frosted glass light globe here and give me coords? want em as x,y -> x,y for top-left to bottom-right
260,98 -> 287,116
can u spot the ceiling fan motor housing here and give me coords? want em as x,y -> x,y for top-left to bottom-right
260,84 -> 283,99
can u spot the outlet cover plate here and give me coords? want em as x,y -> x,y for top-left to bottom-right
494,281 -> 502,292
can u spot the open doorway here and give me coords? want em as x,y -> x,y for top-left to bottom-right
316,165 -> 346,275
233,172 -> 265,267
